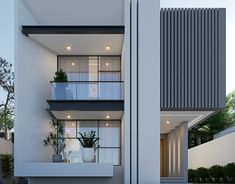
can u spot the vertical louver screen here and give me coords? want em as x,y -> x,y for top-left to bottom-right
160,8 -> 226,111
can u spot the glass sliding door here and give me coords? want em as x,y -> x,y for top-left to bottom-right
98,56 -> 121,99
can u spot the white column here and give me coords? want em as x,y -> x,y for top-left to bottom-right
138,0 -> 160,183
124,0 -> 160,183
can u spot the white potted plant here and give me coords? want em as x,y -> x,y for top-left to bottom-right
77,131 -> 100,163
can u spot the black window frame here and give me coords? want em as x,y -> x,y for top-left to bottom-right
57,119 -> 122,166
57,55 -> 122,82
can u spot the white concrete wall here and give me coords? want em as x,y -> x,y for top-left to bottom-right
188,131 -> 235,169
28,167 -> 123,184
138,0 -> 160,182
0,138 -> 13,154
14,0 -> 57,171
15,2 -> 125,183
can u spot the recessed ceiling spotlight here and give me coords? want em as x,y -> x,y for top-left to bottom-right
66,45 -> 72,51
106,115 -> 110,119
105,62 -> 109,66
71,62 -> 75,66
72,123 -> 75,126
105,46 -> 111,51
166,120 -> 170,124
105,123 -> 109,127
67,115 -> 71,119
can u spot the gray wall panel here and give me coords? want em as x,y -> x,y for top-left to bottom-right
160,8 -> 226,111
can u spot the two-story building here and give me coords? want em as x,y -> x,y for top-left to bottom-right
14,0 -> 226,183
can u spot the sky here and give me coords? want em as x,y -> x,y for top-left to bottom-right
0,0 -> 234,103
0,0 -> 14,104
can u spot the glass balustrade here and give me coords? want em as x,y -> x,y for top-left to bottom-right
51,81 -> 124,100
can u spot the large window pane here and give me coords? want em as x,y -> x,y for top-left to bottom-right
58,56 -> 98,81
99,56 -> 121,71
99,82 -> 122,100
64,139 -> 82,163
98,148 -> 120,165
59,120 -> 121,165
99,72 -> 120,81
77,121 -> 98,137
59,121 -> 76,138
99,121 -> 120,147
64,139 -> 98,163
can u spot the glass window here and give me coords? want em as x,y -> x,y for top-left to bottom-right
57,56 -> 121,82
99,72 -> 120,81
59,121 -> 76,138
99,56 -> 121,71
98,148 -> 120,165
99,121 -> 120,147
58,56 -> 98,81
58,120 -> 121,165
77,121 -> 98,137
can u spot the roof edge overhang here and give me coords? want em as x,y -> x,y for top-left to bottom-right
22,26 -> 125,37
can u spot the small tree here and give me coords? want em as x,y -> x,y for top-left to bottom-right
0,108 -> 13,130
0,58 -> 14,140
42,119 -> 66,155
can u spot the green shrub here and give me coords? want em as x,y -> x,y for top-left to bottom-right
0,154 -> 14,178
195,167 -> 209,182
188,169 -> 195,182
223,163 -> 235,182
209,165 -> 224,182
53,69 -> 67,82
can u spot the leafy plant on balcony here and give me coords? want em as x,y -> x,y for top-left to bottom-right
42,119 -> 65,154
53,69 -> 68,82
77,131 -> 100,148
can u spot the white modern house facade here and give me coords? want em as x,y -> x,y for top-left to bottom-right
14,0 -> 226,184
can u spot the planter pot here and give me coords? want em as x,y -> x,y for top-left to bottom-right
82,148 -> 95,163
55,84 -> 67,100
52,154 -> 62,163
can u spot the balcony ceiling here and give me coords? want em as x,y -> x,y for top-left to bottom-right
23,0 -> 124,25
160,111 -> 214,134
28,34 -> 124,55
51,110 -> 123,120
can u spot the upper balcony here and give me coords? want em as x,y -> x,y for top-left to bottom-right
47,55 -> 124,116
